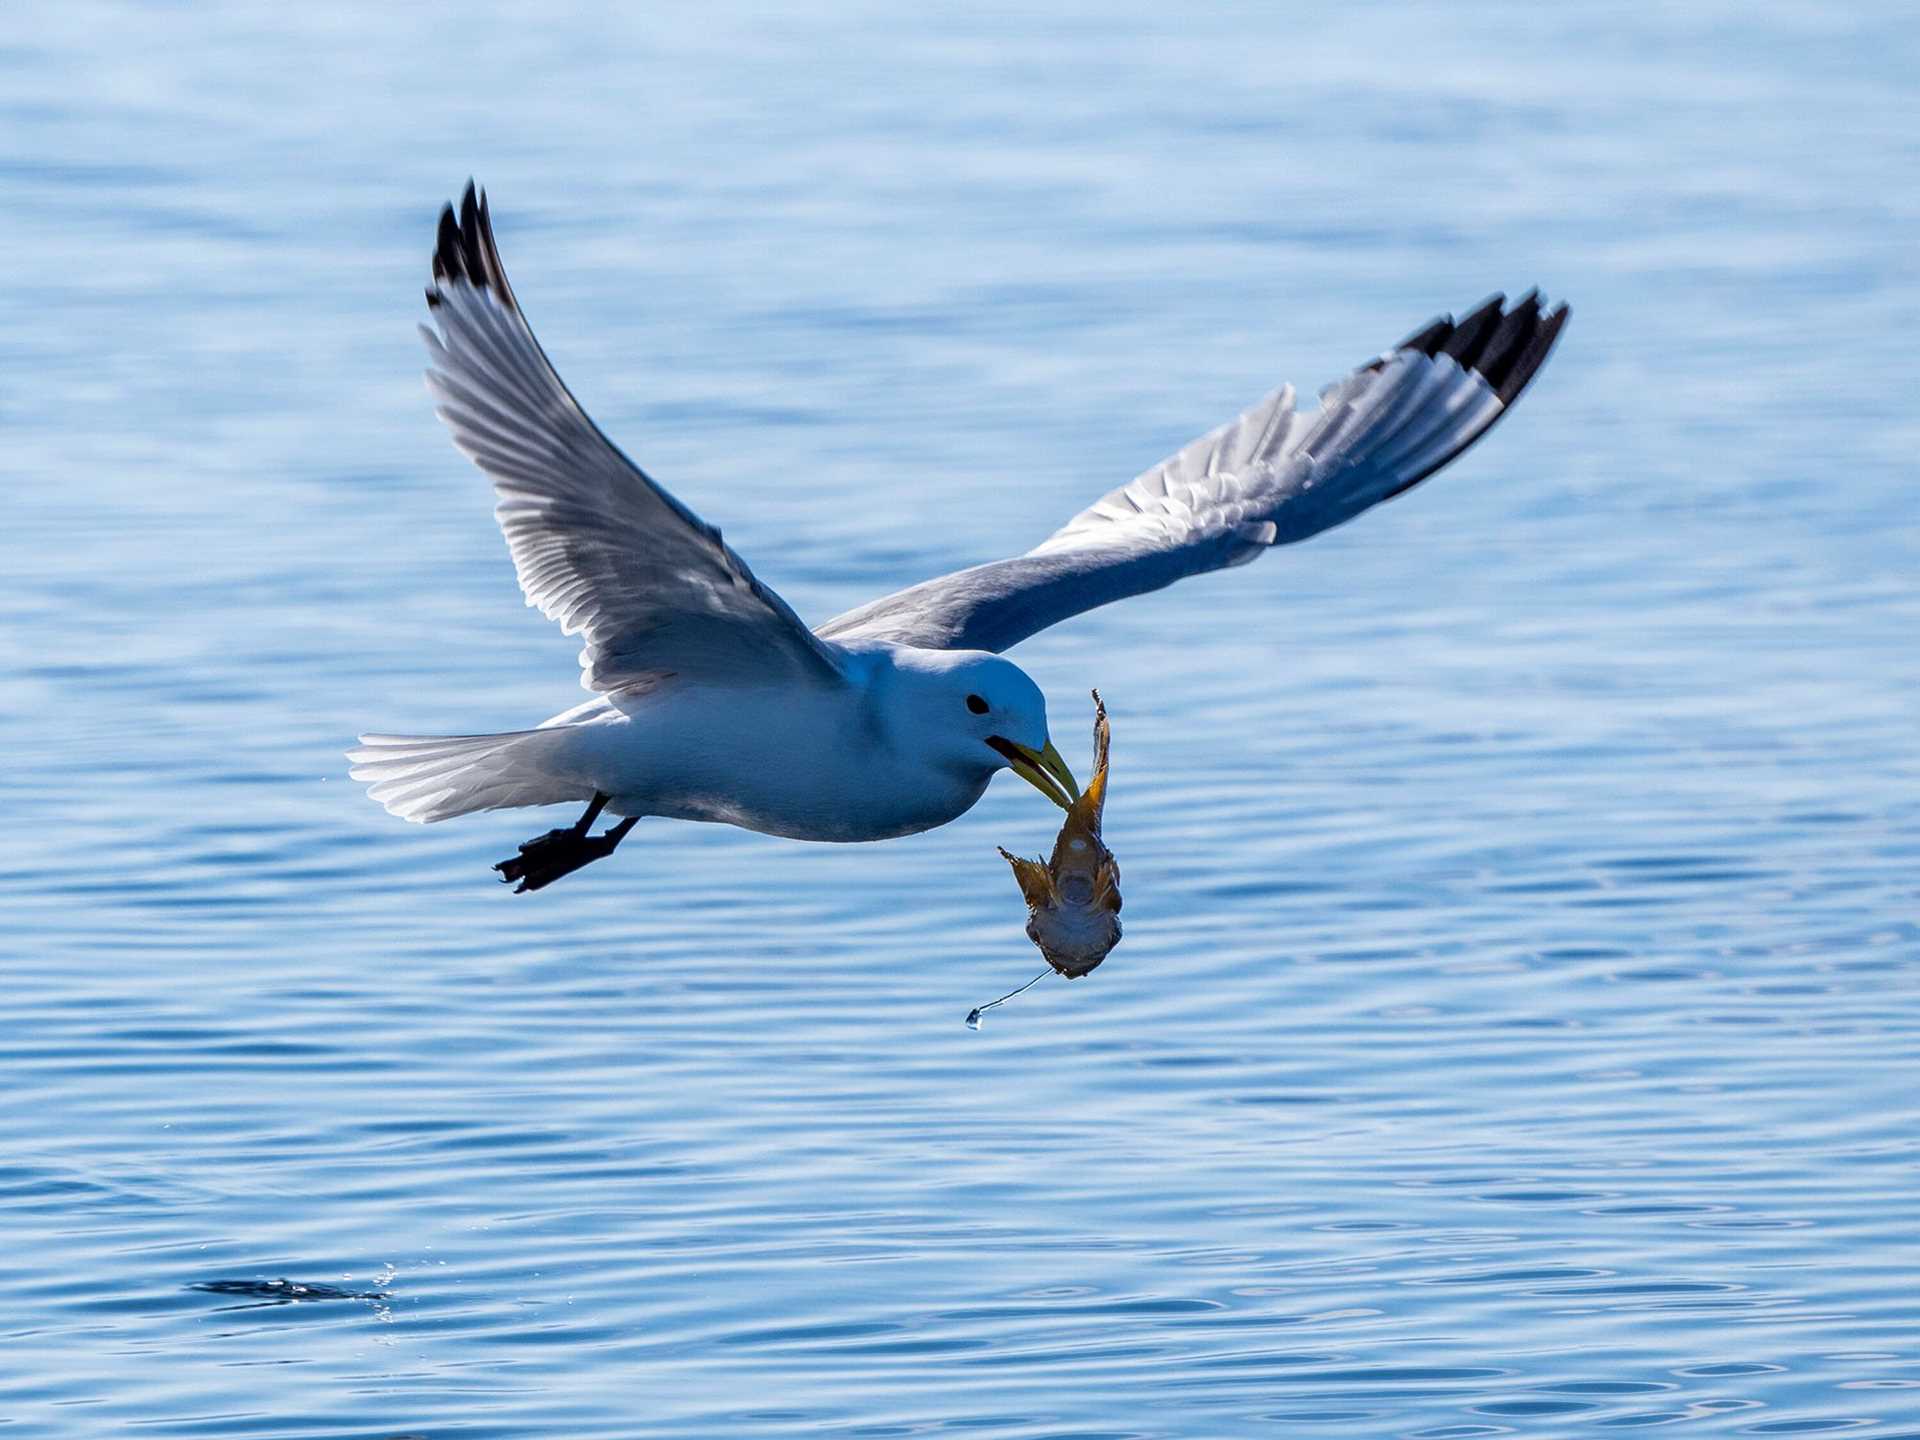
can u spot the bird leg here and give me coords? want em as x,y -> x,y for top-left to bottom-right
494,793 -> 639,893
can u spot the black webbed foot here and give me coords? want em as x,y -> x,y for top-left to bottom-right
494,796 -> 637,893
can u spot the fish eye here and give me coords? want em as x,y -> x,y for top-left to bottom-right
966,693 -> 990,715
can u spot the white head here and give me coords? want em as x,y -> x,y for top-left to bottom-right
882,649 -> 1079,809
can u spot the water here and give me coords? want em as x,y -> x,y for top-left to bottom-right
4,3 -> 1918,1435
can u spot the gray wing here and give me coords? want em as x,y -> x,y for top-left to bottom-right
818,294 -> 1568,654
423,183 -> 843,694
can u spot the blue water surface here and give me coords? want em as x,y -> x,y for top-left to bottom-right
3,4 -> 1918,1436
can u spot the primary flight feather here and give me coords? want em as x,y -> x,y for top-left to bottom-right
351,183 -> 1567,892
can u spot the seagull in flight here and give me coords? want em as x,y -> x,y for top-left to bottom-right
351,183 -> 1568,892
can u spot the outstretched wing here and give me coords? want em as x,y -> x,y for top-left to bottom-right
818,294 -> 1568,654
422,182 -> 843,693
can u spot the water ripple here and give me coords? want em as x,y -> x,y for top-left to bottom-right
3,3 -> 1919,1437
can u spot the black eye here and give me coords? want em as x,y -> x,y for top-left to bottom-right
966,693 -> 990,715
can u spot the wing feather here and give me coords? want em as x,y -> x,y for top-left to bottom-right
819,294 -> 1567,653
423,183 -> 842,694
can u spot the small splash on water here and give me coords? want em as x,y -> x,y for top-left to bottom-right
965,1007 -> 983,1030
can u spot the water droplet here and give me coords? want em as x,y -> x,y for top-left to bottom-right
964,1008 -> 983,1030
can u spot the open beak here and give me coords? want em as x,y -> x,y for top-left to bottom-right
987,735 -> 1080,811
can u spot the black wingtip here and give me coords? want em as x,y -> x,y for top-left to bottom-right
1393,290 -> 1568,407
426,179 -> 518,313
1439,293 -> 1505,368
432,203 -> 462,286
1396,316 -> 1454,358
1471,291 -> 1542,392
1374,290 -> 1570,501
458,185 -> 486,289
1497,301 -> 1569,405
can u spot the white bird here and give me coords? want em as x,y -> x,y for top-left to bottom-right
351,184 -> 1568,892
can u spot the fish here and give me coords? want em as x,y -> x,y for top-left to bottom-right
999,690 -> 1122,978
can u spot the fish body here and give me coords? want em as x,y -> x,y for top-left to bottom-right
1000,692 -> 1122,977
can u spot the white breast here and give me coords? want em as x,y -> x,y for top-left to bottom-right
549,670 -> 995,843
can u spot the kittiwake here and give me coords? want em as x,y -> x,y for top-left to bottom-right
349,183 -> 1568,891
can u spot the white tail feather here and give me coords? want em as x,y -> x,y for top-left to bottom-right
348,728 -> 589,823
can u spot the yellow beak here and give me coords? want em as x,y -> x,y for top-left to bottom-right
988,735 -> 1080,811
